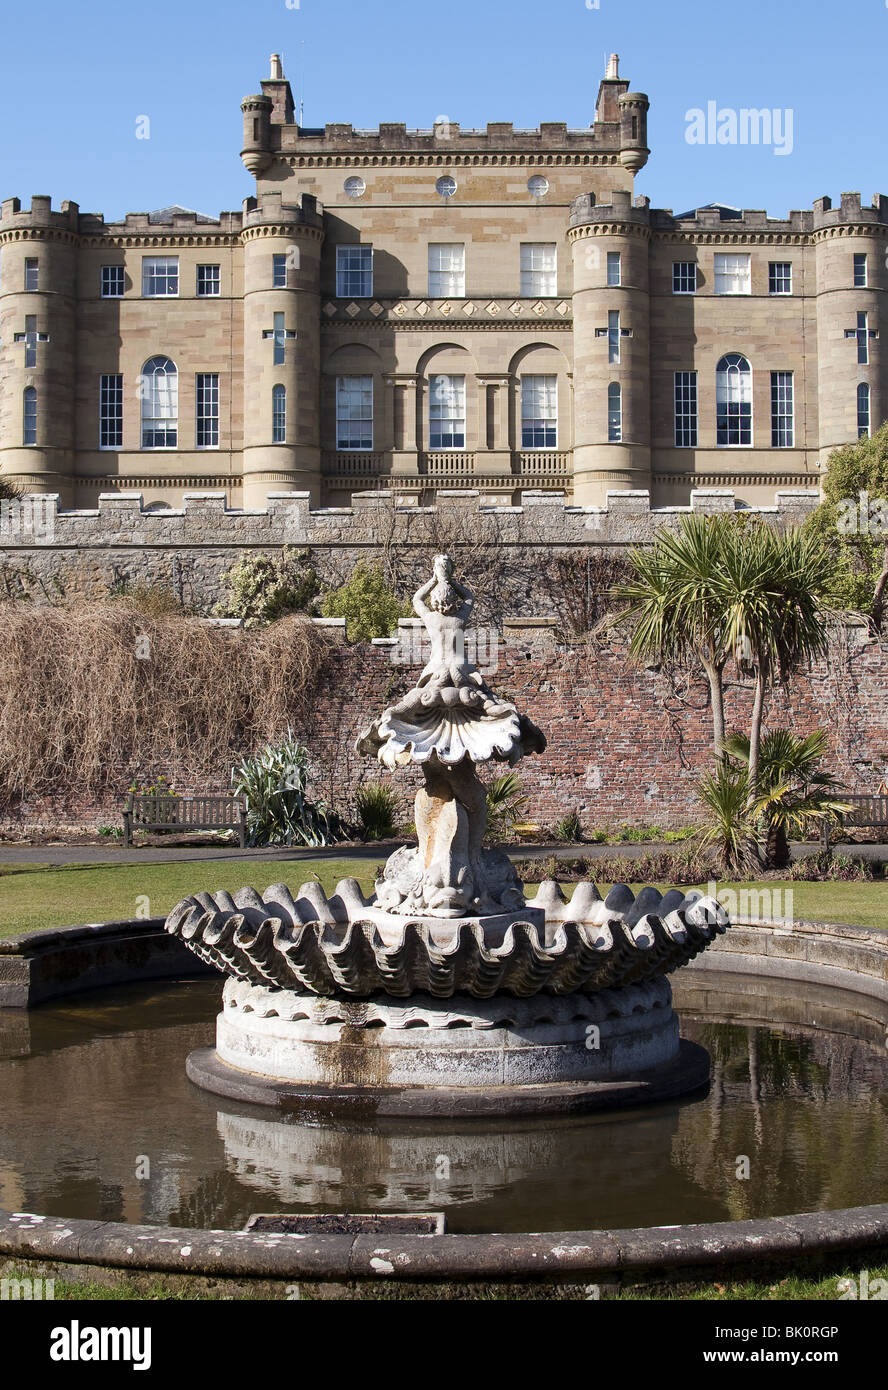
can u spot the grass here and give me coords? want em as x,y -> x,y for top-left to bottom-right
0,857 -> 378,939
0,856 -> 885,937
2,1263 -> 883,1300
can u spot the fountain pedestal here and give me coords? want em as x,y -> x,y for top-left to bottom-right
185,975 -> 710,1117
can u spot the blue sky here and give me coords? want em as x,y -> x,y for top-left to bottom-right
1,0 -> 885,221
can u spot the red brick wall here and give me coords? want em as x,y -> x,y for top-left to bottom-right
5,628 -> 887,833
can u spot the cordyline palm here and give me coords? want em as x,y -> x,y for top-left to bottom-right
716,526 -> 834,804
722,729 -> 852,868
615,513 -> 738,756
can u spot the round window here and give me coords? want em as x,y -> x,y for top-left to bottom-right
528,175 -> 549,198
344,176 -> 366,199
436,175 -> 457,198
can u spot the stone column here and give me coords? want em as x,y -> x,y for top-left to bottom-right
384,373 -> 420,475
474,374 -> 512,475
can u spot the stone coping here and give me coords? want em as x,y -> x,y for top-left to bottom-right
2,1204 -> 888,1283
0,917 -> 214,1008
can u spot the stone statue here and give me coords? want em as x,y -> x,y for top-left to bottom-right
357,555 -> 546,919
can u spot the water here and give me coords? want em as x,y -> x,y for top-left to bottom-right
1,972 -> 887,1234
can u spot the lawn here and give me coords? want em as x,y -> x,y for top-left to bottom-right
0,857 -> 886,938
0,857 -> 379,939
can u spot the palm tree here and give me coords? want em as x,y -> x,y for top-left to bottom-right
615,513 -> 739,757
714,525 -> 834,804
722,729 -> 852,868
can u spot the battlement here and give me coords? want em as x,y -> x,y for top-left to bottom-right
0,487 -> 821,551
0,195 -> 82,232
276,121 -> 616,152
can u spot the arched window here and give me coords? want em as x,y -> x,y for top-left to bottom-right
716,354 -> 752,446
272,384 -> 286,444
140,357 -> 178,448
607,382 -> 622,442
23,387 -> 37,445
857,383 -> 870,439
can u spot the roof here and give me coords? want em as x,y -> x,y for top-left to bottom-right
147,205 -> 217,224
675,202 -> 743,221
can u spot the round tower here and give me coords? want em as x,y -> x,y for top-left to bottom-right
813,193 -> 888,465
240,94 -> 273,177
240,193 -> 324,507
618,92 -> 650,176
0,196 -> 78,503
567,190 -> 652,505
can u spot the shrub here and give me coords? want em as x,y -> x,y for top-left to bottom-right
232,731 -> 346,847
554,810 -> 583,842
484,771 -> 528,843
511,847 -> 716,886
355,782 -> 400,841
320,562 -> 410,642
789,851 -> 875,882
0,604 -> 330,807
215,548 -> 320,627
109,582 -> 185,617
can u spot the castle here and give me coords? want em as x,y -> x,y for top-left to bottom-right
0,53 -> 882,512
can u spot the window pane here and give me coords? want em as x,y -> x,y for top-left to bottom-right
520,244 -> 556,297
336,375 -> 374,450
429,373 -> 466,448
24,258 -> 38,292
606,252 -> 621,287
272,254 -> 287,289
100,373 -> 123,448
23,388 -> 37,445
142,258 -> 179,296
196,373 -> 220,447
672,262 -> 697,294
607,382 -> 621,442
858,383 -> 870,438
716,354 -> 752,445
141,357 -> 178,447
858,311 -> 869,364
336,245 -> 373,297
771,371 -> 794,447
674,371 -> 698,447
714,253 -> 750,294
768,262 -> 792,295
854,253 -> 868,288
273,311 -> 286,366
272,385 -> 286,444
101,265 -> 124,297
429,244 -> 465,297
608,310 -> 620,364
197,264 -> 220,296
521,375 -> 557,448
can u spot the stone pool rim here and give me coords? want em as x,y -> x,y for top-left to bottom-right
3,911 -> 888,1282
3,1204 -> 888,1284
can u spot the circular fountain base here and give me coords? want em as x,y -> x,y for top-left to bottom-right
185,976 -> 711,1116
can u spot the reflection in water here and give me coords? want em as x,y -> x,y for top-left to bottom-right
0,974 -> 887,1233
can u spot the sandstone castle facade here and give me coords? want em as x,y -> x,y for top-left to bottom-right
0,54 -> 882,511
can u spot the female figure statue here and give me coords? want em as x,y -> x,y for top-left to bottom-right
357,556 -> 545,918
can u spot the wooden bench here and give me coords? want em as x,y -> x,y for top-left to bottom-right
512,822 -> 541,842
820,794 -> 888,851
123,794 -> 248,848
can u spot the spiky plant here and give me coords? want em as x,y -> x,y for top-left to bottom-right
484,771 -> 528,843
355,782 -> 400,841
723,729 -> 852,868
232,730 -> 346,847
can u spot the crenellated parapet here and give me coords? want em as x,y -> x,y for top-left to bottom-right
0,486 -> 821,558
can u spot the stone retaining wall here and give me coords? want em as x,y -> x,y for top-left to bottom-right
0,487 -> 819,612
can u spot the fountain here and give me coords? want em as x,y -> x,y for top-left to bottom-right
165,556 -> 730,1115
